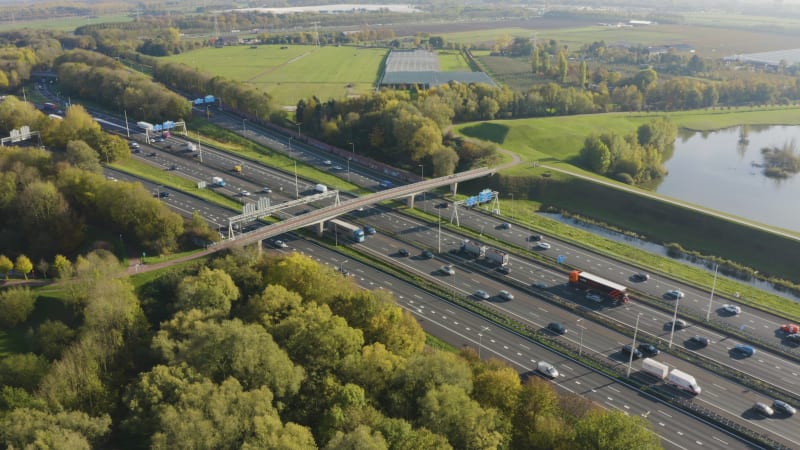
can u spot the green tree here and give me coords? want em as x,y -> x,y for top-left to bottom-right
374,417 -> 452,450
174,267 -> 240,315
242,283 -> 304,327
530,48 -> 540,74
558,50 -> 568,83
34,320 -> 77,360
419,384 -> 503,450
574,409 -> 661,450
0,353 -> 50,391
0,254 -> 12,279
0,407 -> 111,450
0,286 -> 37,327
325,425 -> 388,450
64,140 -> 102,173
511,377 -> 561,449
580,136 -> 612,174
14,254 -> 33,280
579,60 -> 588,88
53,254 -> 74,280
472,364 -> 522,417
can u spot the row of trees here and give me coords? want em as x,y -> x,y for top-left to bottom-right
0,249 -> 662,449
579,117 -> 677,184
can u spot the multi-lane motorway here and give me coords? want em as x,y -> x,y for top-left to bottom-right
100,110 -> 800,448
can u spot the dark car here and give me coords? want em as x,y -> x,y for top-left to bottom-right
622,344 -> 643,360
528,234 -> 542,242
689,335 -> 710,347
668,319 -> 688,330
147,151 -> 157,157
632,272 -> 650,282
397,248 -> 409,257
364,226 -> 376,235
158,191 -> 170,198
638,343 -> 660,357
733,344 -> 755,357
437,202 -> 449,208
497,265 -> 511,275
547,322 -> 566,335
421,250 -> 434,259
773,400 -> 797,416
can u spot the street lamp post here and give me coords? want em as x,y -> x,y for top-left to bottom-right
294,161 -> 299,197
242,118 -> 247,133
706,263 -> 719,322
296,122 -> 301,137
418,164 -> 425,209
288,136 -> 293,152
478,326 -> 490,359
669,297 -> 681,349
347,157 -> 351,182
349,142 -> 355,157
627,313 -> 642,377
510,193 -> 514,220
577,319 -> 586,356
437,207 -> 442,254
340,259 -> 348,274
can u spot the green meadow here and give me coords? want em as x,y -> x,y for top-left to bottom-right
0,14 -> 131,32
164,45 -> 388,106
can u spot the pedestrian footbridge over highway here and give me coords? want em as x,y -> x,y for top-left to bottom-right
212,167 -> 495,251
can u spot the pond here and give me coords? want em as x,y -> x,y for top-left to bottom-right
654,125 -> 800,233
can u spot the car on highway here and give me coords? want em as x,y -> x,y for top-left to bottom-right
153,137 -> 165,142
668,319 -> 688,330
528,234 -> 542,242
323,159 -> 332,165
397,248 -> 409,257
421,250 -> 434,259
781,324 -> 799,334
497,265 -> 511,275
168,164 -> 177,171
500,222 -> 511,230
664,290 -> 684,300
157,191 -> 170,198
536,242 -> 551,250
132,147 -> 142,154
536,361 -> 559,379
440,265 -> 455,275
129,141 -> 140,148
721,304 -> 741,315
240,190 -> 251,196
622,344 -> 643,359
474,290 -> 490,300
147,151 -> 157,157
733,344 -> 755,357
753,402 -> 774,417
632,272 -> 650,281
689,335 -> 710,347
274,240 -> 288,249
437,202 -> 449,208
547,322 -> 566,335
499,290 -> 514,301
638,343 -> 660,357
585,291 -> 603,303
785,333 -> 800,344
533,281 -> 548,289
364,226 -> 376,235
262,187 -> 272,193
773,400 -> 797,416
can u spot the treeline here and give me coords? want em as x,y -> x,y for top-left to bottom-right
0,99 -> 217,262
0,250 -> 662,449
579,117 -> 677,184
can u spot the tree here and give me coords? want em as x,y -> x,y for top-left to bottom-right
580,136 -> 612,174
0,407 -> 110,450
472,364 -> 522,417
419,384 -> 503,450
0,254 -> 12,279
574,410 -> 661,450
579,60 -> 588,88
34,320 -> 77,360
0,353 -> 50,391
325,425 -> 388,450
241,283 -> 304,327
14,254 -> 33,280
511,377 -> 561,449
174,267 -> 240,314
558,50 -> 569,84
53,254 -> 74,280
64,140 -> 102,173
0,286 -> 37,327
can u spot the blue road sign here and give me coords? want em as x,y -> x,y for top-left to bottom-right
557,255 -> 566,264
465,196 -> 478,207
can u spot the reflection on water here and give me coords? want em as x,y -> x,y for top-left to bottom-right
655,125 -> 800,232
542,213 -> 798,301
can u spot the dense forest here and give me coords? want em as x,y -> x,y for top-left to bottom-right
0,249 -> 662,449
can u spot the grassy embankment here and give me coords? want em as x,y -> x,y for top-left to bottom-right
452,107 -> 800,319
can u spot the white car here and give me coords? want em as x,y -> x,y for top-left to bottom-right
323,159 -> 332,165
474,290 -> 490,300
536,242 -> 551,250
274,240 -> 288,248
240,190 -> 251,196
722,304 -> 741,315
262,186 -> 272,193
665,290 -> 684,300
499,290 -> 514,301
536,361 -> 559,379
441,265 -> 455,276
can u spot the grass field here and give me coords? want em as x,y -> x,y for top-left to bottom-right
0,14 -> 131,32
457,106 -> 800,175
438,50 -> 471,71
164,45 -> 388,106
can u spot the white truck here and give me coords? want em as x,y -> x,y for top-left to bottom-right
212,176 -> 226,187
667,369 -> 701,395
486,248 -> 509,266
461,239 -> 487,258
641,358 -> 669,379
182,142 -> 196,152
314,184 -> 328,193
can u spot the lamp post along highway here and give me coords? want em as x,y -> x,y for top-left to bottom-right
577,319 -> 585,356
706,263 -> 719,322
510,193 -> 514,220
347,157 -> 351,182
627,313 -> 642,377
437,207 -> 442,254
478,326 -> 490,359
669,297 -> 681,349
242,118 -> 246,133
418,164 -> 425,209
294,161 -> 299,197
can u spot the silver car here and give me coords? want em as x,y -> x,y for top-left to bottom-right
773,400 -> 796,416
474,290 -> 490,300
753,402 -> 774,417
537,361 -> 559,379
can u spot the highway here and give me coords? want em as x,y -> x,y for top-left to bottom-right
270,238 -> 760,450
96,108 -> 799,446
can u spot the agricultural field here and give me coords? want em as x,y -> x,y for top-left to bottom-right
438,50 -> 471,71
165,45 -> 388,107
0,13 -> 131,32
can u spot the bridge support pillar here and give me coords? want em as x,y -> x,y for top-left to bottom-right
407,195 -> 415,209
317,222 -> 324,236
451,182 -> 458,196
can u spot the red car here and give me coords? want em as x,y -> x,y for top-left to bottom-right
781,324 -> 799,334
